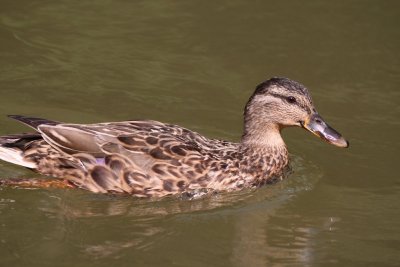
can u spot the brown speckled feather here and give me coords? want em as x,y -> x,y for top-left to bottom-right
0,78 -> 348,198
0,119 -> 288,198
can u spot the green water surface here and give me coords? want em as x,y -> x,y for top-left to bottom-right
0,1 -> 399,266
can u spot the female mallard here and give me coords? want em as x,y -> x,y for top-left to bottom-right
0,78 -> 348,197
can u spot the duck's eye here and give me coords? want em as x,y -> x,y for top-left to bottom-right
286,96 -> 297,104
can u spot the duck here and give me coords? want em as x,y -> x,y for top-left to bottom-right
0,77 -> 348,198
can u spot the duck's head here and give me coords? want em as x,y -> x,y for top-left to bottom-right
243,77 -> 349,148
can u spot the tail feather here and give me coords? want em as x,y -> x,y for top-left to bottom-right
0,133 -> 42,145
0,146 -> 37,168
7,115 -> 60,130
0,131 -> 42,169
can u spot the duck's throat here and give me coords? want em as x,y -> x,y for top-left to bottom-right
241,123 -> 286,148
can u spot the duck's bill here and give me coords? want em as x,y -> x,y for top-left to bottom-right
301,114 -> 349,148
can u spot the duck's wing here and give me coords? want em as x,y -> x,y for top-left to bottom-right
62,123 -> 220,197
86,132 -> 217,197
8,117 -> 223,196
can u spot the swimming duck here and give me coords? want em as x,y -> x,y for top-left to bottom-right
0,77 -> 348,197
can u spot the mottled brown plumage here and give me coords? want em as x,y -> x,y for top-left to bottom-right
0,77 -> 348,198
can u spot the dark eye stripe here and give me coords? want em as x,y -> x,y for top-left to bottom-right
269,93 -> 311,113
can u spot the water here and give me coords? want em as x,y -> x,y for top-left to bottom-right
0,0 -> 399,266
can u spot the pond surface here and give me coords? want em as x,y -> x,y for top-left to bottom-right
0,1 -> 399,266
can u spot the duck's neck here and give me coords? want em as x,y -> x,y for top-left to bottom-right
239,122 -> 289,183
241,122 -> 286,150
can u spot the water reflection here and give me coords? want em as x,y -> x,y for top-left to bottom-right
231,214 -> 341,266
0,155 -> 321,264
230,157 -> 322,266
